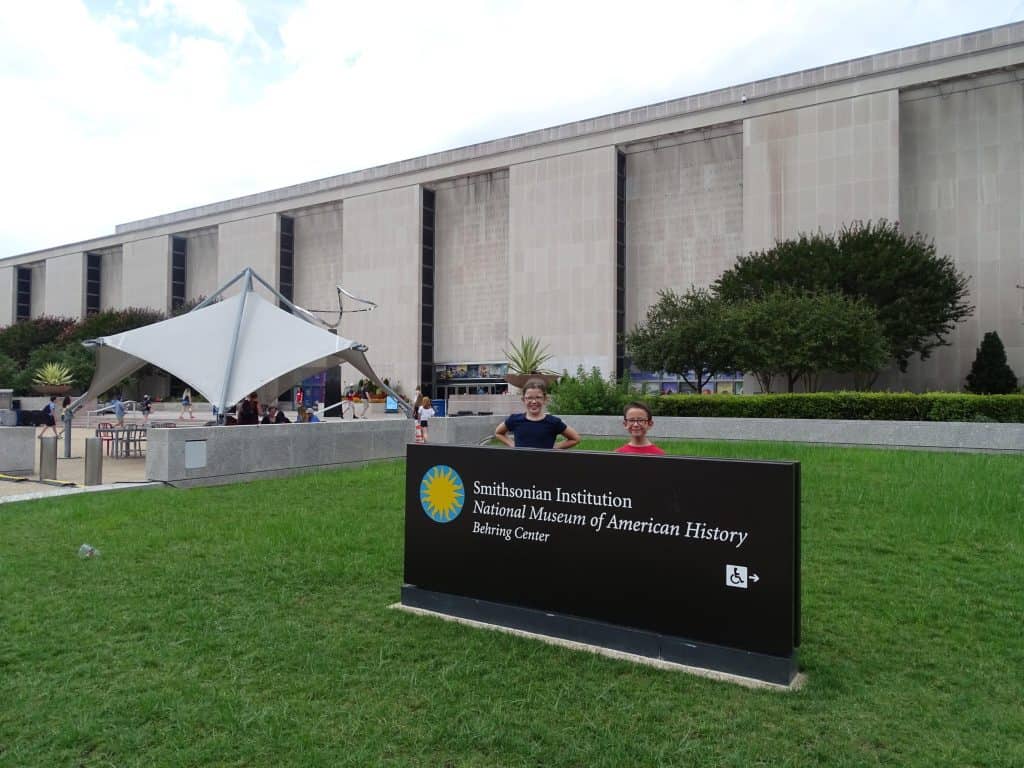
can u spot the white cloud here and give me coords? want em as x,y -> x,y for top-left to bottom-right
0,0 -> 1021,255
140,0 -> 257,45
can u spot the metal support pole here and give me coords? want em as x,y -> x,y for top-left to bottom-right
84,437 -> 102,486
62,408 -> 73,458
39,436 -> 58,481
217,269 -> 252,416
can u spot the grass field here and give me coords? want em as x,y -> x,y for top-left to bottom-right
1,441 -> 1021,767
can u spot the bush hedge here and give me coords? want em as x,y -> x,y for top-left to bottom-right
646,392 -> 1024,423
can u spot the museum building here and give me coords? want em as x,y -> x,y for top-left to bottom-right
2,22 -> 1023,397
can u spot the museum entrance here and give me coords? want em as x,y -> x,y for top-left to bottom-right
434,362 -> 509,400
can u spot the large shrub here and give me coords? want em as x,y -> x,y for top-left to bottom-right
0,353 -> 19,389
0,316 -> 77,367
649,392 -> 1024,423
58,307 -> 165,343
965,331 -> 1018,395
550,367 -> 634,415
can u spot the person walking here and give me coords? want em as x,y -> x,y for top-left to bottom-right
39,395 -> 59,438
417,396 -> 435,443
179,388 -> 194,420
56,395 -> 72,437
111,393 -> 125,427
357,384 -> 371,419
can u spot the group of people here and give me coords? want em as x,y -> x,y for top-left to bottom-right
38,394 -> 72,438
39,391 -> 161,437
228,392 -> 305,425
494,378 -> 664,455
339,385 -> 371,419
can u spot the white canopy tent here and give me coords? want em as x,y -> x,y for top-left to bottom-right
75,268 -> 401,417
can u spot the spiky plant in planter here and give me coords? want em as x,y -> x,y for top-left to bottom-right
503,336 -> 559,389
32,361 -> 74,395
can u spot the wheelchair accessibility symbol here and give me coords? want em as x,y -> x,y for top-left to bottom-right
726,565 -> 760,589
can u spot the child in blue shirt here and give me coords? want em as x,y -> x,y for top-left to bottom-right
495,379 -> 580,450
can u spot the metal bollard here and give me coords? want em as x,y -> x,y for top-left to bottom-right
84,437 -> 103,486
39,436 -> 58,481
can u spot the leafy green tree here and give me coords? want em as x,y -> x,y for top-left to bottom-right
626,288 -> 739,393
171,295 -> 210,317
732,290 -> 889,392
0,316 -> 76,367
965,331 -> 1018,394
0,353 -> 19,389
835,221 -> 972,372
714,220 -> 973,378
58,307 -> 166,343
714,232 -> 839,301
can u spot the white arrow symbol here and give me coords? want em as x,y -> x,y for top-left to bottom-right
750,573 -> 760,583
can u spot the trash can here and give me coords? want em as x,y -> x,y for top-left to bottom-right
431,398 -> 446,418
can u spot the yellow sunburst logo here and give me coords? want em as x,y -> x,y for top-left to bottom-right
420,465 -> 465,523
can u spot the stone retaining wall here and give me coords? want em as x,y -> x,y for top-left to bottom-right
145,415 -> 503,488
144,414 -> 1022,489
568,416 -> 1024,454
0,427 -> 36,475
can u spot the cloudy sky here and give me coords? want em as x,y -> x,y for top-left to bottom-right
1,0 -> 1022,257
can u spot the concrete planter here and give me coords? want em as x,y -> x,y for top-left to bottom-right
33,385 -> 72,396
505,373 -> 559,390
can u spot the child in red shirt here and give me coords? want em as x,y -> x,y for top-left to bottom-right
615,401 -> 665,455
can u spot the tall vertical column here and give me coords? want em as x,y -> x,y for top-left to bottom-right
0,267 -> 14,326
218,214 -> 279,297
743,91 -> 899,252
44,252 -> 86,318
122,235 -> 171,313
341,186 -> 421,391
509,146 -> 617,376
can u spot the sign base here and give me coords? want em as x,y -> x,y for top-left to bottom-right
401,585 -> 798,687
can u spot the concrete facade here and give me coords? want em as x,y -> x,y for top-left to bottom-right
339,186 -> 421,391
184,227 -> 219,303
625,128 -> 744,330
434,171 -> 510,365
291,201 -> 344,316
895,77 -> 1024,392
43,252 -> 85,318
743,91 -> 900,252
3,22 -> 1024,394
122,235 -> 170,312
28,262 -> 45,319
218,214 -> 279,300
0,267 -> 12,326
509,147 -> 617,374
97,246 -> 124,311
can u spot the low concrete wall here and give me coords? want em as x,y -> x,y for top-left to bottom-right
146,416 -> 503,488
447,394 -> 517,415
145,414 -> 1020,489
0,427 -> 37,475
567,416 -> 1024,454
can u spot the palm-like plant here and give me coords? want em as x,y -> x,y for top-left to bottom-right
32,361 -> 74,387
503,336 -> 555,376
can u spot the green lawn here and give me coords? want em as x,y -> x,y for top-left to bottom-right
1,441 -> 1021,767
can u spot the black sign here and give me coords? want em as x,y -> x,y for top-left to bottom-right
403,445 -> 800,681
